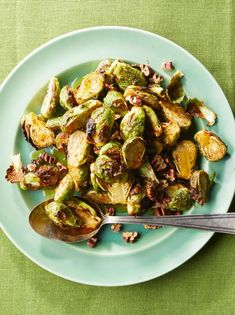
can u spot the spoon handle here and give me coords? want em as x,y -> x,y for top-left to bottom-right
104,213 -> 235,234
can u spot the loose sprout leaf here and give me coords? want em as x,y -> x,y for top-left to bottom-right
41,77 -> 60,119
187,98 -> 217,126
166,71 -> 185,103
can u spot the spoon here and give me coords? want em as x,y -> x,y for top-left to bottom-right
29,197 -> 235,243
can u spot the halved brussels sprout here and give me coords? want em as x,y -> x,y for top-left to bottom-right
86,106 -> 115,147
99,141 -> 122,159
61,100 -> 102,134
143,105 -> 162,137
96,59 -> 113,74
190,170 -> 210,205
161,121 -> 180,146
159,99 -> 191,129
166,183 -> 193,211
166,71 -> 185,103
21,112 -> 55,149
187,98 -> 217,126
124,86 -> 159,109
121,137 -> 145,169
68,165 -> 89,192
85,190 -> 113,204
151,139 -> 164,154
127,183 -> 145,215
103,90 -> 129,117
59,85 -> 77,110
55,132 -> 69,152
148,84 -> 164,98
41,77 -> 60,119
54,173 -> 75,202
194,130 -> 227,161
120,106 -> 145,140
20,172 -> 41,190
5,154 -> 25,183
138,159 -> 158,183
112,61 -> 147,91
45,201 -> 81,228
93,155 -> 123,183
67,131 -> 90,167
172,140 -> 197,179
74,72 -> 104,104
46,116 -> 63,131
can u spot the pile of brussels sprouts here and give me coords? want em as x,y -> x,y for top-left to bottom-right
6,59 -> 227,230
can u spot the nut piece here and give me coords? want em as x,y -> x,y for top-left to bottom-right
143,225 -> 158,230
87,237 -> 98,248
111,224 -> 122,232
122,231 -> 139,243
194,130 -> 227,161
161,61 -> 174,71
5,154 -> 25,183
172,140 -> 198,179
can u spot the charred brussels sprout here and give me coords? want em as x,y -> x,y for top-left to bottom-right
45,201 -> 81,228
74,72 -> 104,104
99,141 -> 122,159
120,106 -> 145,140
41,77 -> 60,119
166,71 -> 185,103
172,140 -> 197,179
162,121 -> 180,147
103,90 -> 129,117
5,154 -> 25,183
59,85 -> 77,110
190,170 -> 210,205
54,173 -> 75,202
93,155 -> 123,183
112,61 -> 147,91
187,98 -> 217,126
20,173 -> 41,190
67,131 -> 90,167
46,116 -> 63,131
143,105 -> 162,137
55,132 -> 69,152
61,100 -> 102,134
21,112 -> 55,149
122,137 -> 145,169
68,165 -> 89,192
124,86 -> 159,109
194,130 -> 227,161
166,183 -> 192,211
86,106 -> 115,147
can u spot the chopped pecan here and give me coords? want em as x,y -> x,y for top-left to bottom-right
143,224 -> 158,229
40,152 -> 57,164
151,154 -> 167,172
111,223 -> 122,232
145,181 -> 158,201
87,237 -> 98,248
164,168 -> 176,182
161,61 -> 174,71
5,165 -> 25,183
139,64 -> 153,77
149,73 -> 163,84
56,162 -> 68,177
105,207 -> 115,216
126,95 -> 142,106
122,231 -> 139,243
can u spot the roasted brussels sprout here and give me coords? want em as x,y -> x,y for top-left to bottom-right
151,139 -> 164,154
46,116 -> 62,131
45,201 -> 81,228
99,141 -> 122,159
194,130 -> 227,161
161,121 -> 180,146
124,85 -> 159,109
148,84 -> 164,98
172,140 -> 198,179
59,85 -> 77,110
121,137 -> 145,169
138,159 -> 159,200
127,183 -> 145,215
103,90 -> 129,117
85,190 -> 113,204
166,71 -> 185,103
21,112 -> 55,149
120,106 -> 145,140
68,165 -> 89,191
93,155 -> 123,183
159,99 -> 191,129
86,106 -> 115,147
41,77 -> 60,119
96,59 -> 113,74
20,172 -> 41,190
5,154 -> 25,183
55,132 -> 69,152
112,61 -> 147,90
166,183 -> 192,211
187,98 -> 217,126
190,170 -> 210,205
67,130 -> 90,167
74,72 -> 104,104
54,173 -> 75,202
143,105 -> 162,137
61,100 -> 102,134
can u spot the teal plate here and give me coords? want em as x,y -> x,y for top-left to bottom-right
0,27 -> 234,286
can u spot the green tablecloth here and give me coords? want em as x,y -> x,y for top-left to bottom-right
0,1 -> 234,314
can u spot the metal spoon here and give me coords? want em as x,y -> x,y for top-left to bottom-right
29,197 -> 235,243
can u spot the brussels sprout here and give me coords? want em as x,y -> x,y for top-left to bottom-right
120,106 -> 145,140
162,121 -> 180,146
54,173 -> 74,202
166,71 -> 185,103
45,201 -> 81,228
122,137 -> 145,169
61,100 -> 102,134
127,183 -> 145,215
143,105 -> 162,137
5,154 -> 25,183
68,165 -> 89,191
151,139 -> 164,154
67,131 -> 90,167
65,198 -> 101,229
55,132 -> 69,152
166,183 -> 193,211
46,116 -> 63,131
112,61 -> 147,91
194,130 -> 227,161
41,77 -> 60,119
99,141 -> 121,156
74,72 -> 104,104
59,85 -> 77,110
138,159 -> 158,183
190,170 -> 210,205
172,140 -> 198,179
124,86 -> 159,109
159,99 -> 191,129
187,98 -> 217,126
85,190 -> 113,204
96,59 -> 113,74
93,155 -> 123,183
86,106 -> 115,147
103,90 -> 129,117
20,172 -> 41,190
148,84 -> 164,97
21,112 -> 55,149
